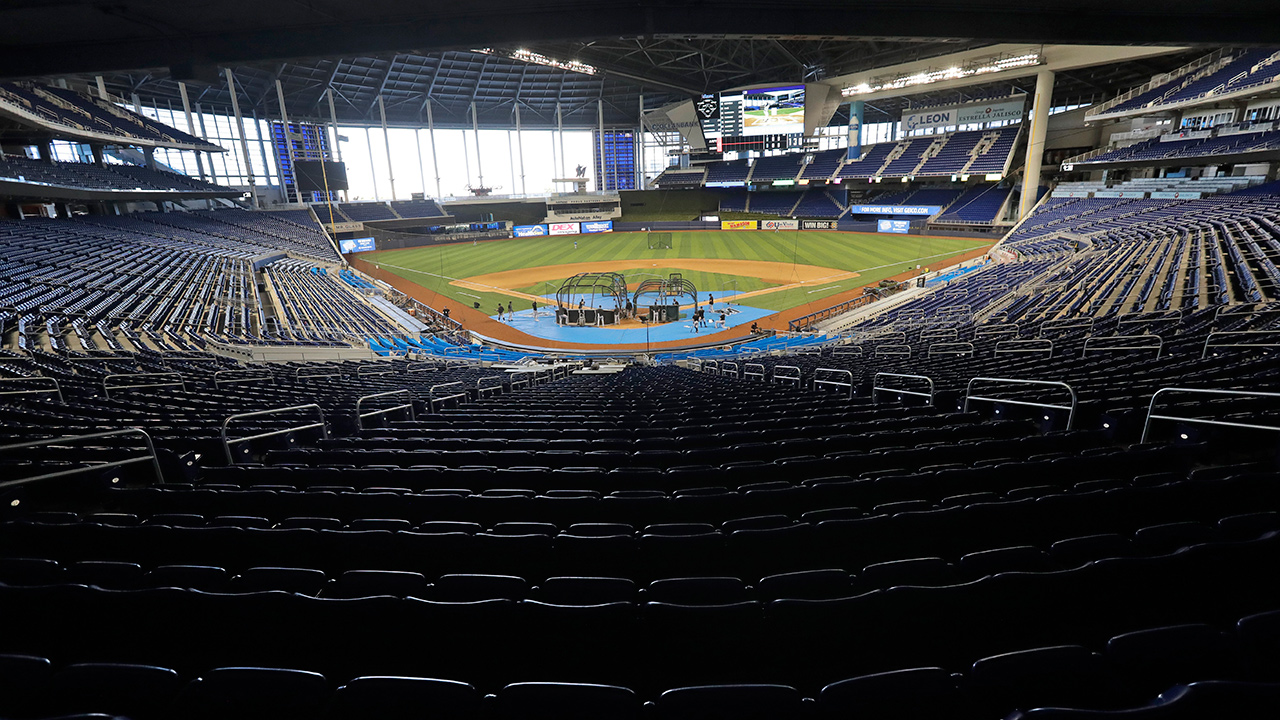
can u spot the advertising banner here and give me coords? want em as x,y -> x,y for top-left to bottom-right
802,220 -> 838,230
513,224 -> 549,237
581,220 -> 614,233
549,222 -> 581,236
760,219 -> 800,230
850,205 -> 942,216
900,98 -> 1025,133
338,237 -> 376,254
877,219 -> 911,234
721,220 -> 758,230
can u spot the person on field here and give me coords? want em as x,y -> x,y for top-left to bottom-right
496,304 -> 504,321
531,300 -> 539,321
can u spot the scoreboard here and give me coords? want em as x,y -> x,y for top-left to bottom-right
717,134 -> 800,153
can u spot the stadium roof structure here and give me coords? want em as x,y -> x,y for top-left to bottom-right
1,1 -> 1277,128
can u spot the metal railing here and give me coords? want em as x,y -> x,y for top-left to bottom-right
477,376 -> 506,398
928,342 -> 975,357
103,373 -> 185,399
429,381 -> 468,411
1083,334 -> 1163,358
295,365 -> 342,380
221,404 -> 327,465
975,323 -> 1020,339
0,377 -> 64,403
744,363 -> 766,381
721,361 -> 739,379
1201,330 -> 1280,358
833,346 -> 864,357
994,339 -> 1054,357
213,369 -> 276,389
1040,317 -> 1095,335
814,368 -> 854,399
964,377 -> 1077,430
509,372 -> 533,390
704,360 -> 720,376
0,428 -> 163,489
357,363 -> 398,378
873,372 -> 935,406
355,390 -> 416,430
874,344 -> 912,357
1118,310 -> 1182,330
920,327 -> 959,342
772,365 -> 802,387
1141,387 -> 1280,443
407,362 -> 439,374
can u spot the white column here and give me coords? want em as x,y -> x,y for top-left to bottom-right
95,76 -> 109,100
515,103 -> 526,195
379,95 -> 396,200
557,102 -> 565,179
224,68 -> 260,207
365,127 -> 379,200
178,82 -> 207,181
471,101 -> 484,189
1020,69 -> 1056,219
638,93 -> 645,189
426,99 -> 442,199
276,79 -> 299,204
414,128 -> 427,199
326,88 -> 346,202
597,98 -> 606,191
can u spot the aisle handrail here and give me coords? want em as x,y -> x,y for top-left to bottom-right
221,404 -> 327,465
964,377 -> 1077,429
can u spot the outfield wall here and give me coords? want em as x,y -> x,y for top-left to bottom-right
615,219 -> 888,233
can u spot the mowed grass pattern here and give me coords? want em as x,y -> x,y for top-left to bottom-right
363,230 -> 990,314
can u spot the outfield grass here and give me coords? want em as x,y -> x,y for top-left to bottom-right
362,230 -> 990,315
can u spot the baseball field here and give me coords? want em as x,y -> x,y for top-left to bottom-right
359,230 -> 992,317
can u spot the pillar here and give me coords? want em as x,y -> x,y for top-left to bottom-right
379,95 -> 396,200
1019,69 -> 1056,219
277,79 -> 300,204
224,68 -> 260,208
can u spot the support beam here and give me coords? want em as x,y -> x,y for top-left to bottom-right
471,101 -> 484,190
224,68 -> 260,208
178,81 -> 207,181
276,78 -> 300,204
426,99 -> 442,199
1019,69 -> 1055,220
515,103 -> 526,195
365,127 -> 379,200
379,94 -> 396,200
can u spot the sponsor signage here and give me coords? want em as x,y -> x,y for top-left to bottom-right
721,220 -> 758,230
582,220 -> 614,233
760,219 -> 800,230
802,220 -> 838,230
1150,191 -> 1202,199
850,205 -> 942,216
900,98 -> 1025,133
706,181 -> 746,188
877,219 -> 911,234
549,222 -> 581,236
771,179 -> 796,186
513,224 -> 548,237
338,237 -> 376,254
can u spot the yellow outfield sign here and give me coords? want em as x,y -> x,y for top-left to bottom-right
721,220 -> 758,230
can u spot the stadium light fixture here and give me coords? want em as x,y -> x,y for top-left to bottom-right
841,51 -> 1043,97
474,47 -> 598,76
